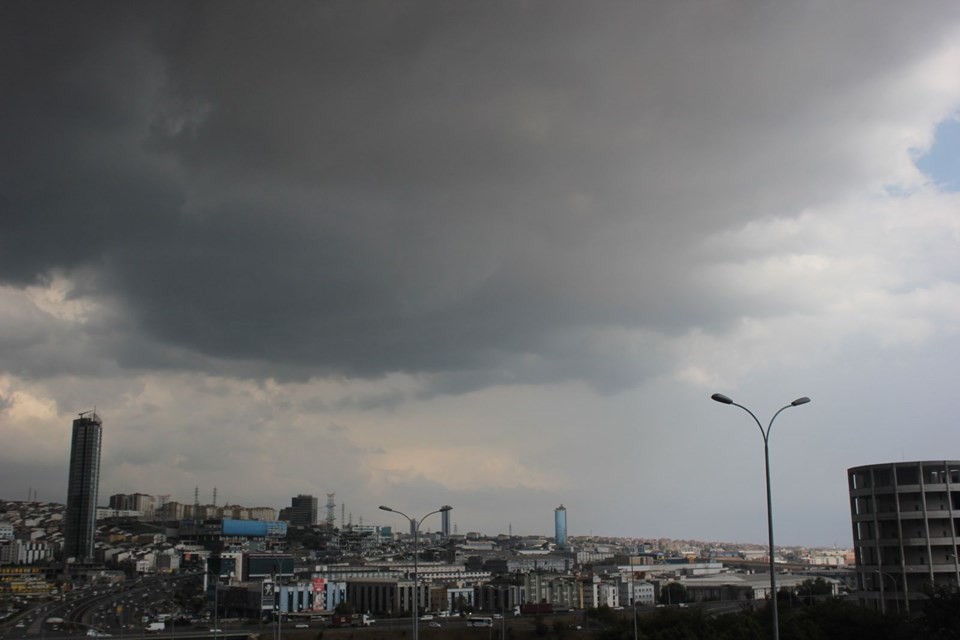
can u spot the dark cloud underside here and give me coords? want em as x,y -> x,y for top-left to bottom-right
2,1 -> 958,388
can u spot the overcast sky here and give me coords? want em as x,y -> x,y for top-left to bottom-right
2,2 -> 960,547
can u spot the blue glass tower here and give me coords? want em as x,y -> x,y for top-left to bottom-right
554,504 -> 567,547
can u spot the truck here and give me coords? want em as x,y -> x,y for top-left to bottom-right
331,614 -> 373,627
520,603 -> 554,615
146,622 -> 165,632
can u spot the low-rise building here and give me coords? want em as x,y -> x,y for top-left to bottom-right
682,573 -> 839,603
619,579 -> 655,607
524,572 -> 581,609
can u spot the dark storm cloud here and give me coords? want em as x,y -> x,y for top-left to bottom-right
3,1 -> 959,390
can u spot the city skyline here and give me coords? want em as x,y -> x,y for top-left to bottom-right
2,3 -> 960,548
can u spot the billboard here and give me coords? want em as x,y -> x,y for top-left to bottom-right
246,554 -> 295,578
223,519 -> 290,537
311,578 -> 326,612
262,579 -> 276,611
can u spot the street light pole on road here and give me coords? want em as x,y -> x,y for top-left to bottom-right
711,392 -> 810,640
379,505 -> 452,640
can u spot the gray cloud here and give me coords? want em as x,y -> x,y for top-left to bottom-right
4,2 -> 959,392
3,2 -> 960,546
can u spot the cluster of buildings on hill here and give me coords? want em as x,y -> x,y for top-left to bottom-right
5,412 -> 959,619
1,495 -> 852,619
103,493 -> 277,522
0,502 -> 62,567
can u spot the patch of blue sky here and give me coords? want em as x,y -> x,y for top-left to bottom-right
915,114 -> 960,192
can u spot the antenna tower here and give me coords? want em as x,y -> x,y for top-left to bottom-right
325,493 -> 336,528
212,487 -> 217,506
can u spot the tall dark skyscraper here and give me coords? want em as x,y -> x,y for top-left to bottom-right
64,411 -> 102,562
441,505 -> 452,537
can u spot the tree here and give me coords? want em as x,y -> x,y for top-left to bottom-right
659,582 -> 686,605
455,595 -> 473,614
796,577 -> 833,602
585,606 -> 619,627
921,583 -> 960,639
173,576 -> 207,615
777,598 -> 915,640
533,616 -> 549,636
334,602 -> 354,615
551,620 -> 566,639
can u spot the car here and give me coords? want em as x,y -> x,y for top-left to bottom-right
209,629 -> 222,633
294,624 -> 309,629
15,623 -> 25,628
428,622 -> 441,628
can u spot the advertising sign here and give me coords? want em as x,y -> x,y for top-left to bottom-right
312,578 -> 326,612
262,579 -> 276,610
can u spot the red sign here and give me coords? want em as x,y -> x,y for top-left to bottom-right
312,578 -> 326,612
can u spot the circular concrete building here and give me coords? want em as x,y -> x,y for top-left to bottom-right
848,461 -> 960,613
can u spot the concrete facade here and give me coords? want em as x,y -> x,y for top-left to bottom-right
848,460 -> 960,613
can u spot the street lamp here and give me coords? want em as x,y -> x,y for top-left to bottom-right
379,505 -> 452,640
274,565 -> 281,640
947,552 -> 960,592
874,571 -> 900,616
204,557 -> 220,640
711,392 -> 810,640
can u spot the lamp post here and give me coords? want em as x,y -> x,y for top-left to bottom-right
947,552 -> 960,591
379,505 -> 452,640
711,392 -> 810,640
273,564 -> 282,640
874,571 -> 899,616
205,557 -> 219,640
214,568 -> 220,640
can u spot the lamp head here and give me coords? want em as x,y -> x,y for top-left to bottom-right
379,505 -> 393,512
440,505 -> 452,512
711,393 -> 734,405
791,397 -> 811,406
